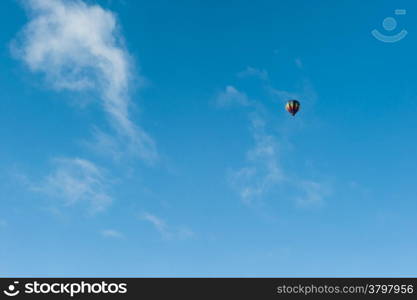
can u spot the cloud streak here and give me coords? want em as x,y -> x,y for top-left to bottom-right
139,212 -> 194,240
217,76 -> 329,207
101,229 -> 124,239
33,157 -> 112,213
296,180 -> 330,207
0,220 -> 7,228
13,0 -> 157,162
237,66 -> 269,81
216,85 -> 250,107
230,111 -> 284,204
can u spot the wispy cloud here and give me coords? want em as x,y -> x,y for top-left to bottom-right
296,180 -> 330,207
269,78 -> 317,106
13,0 -> 157,162
100,229 -> 124,239
216,85 -> 250,107
216,86 -> 284,204
237,66 -> 269,81
0,220 -> 7,228
295,58 -> 303,69
217,78 -> 329,206
139,212 -> 194,240
269,88 -> 300,104
230,111 -> 284,204
33,157 -> 112,213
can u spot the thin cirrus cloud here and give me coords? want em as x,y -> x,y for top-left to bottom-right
100,229 -> 124,239
295,58 -> 303,69
0,219 -> 7,228
237,66 -> 269,81
231,112 -> 285,204
216,70 -> 330,206
217,85 -> 284,204
296,180 -> 331,207
215,85 -> 250,107
33,157 -> 112,213
12,0 -> 157,163
139,212 -> 194,240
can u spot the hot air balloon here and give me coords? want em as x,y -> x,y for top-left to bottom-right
285,100 -> 300,116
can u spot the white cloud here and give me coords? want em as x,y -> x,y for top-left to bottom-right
295,58 -> 303,69
230,112 -> 284,204
269,88 -> 300,103
237,66 -> 269,81
296,180 -> 330,207
269,78 -> 317,106
217,85 -> 285,204
13,0 -> 157,162
141,212 -> 167,234
88,126 -> 157,163
216,85 -> 250,107
139,212 -> 194,240
0,220 -> 7,228
219,82 -> 329,206
34,157 -> 112,212
101,229 -> 124,239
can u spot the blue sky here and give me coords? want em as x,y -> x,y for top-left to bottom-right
1,0 -> 417,276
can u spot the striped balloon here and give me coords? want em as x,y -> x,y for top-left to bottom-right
285,100 -> 300,116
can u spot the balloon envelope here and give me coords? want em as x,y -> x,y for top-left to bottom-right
285,100 -> 300,116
